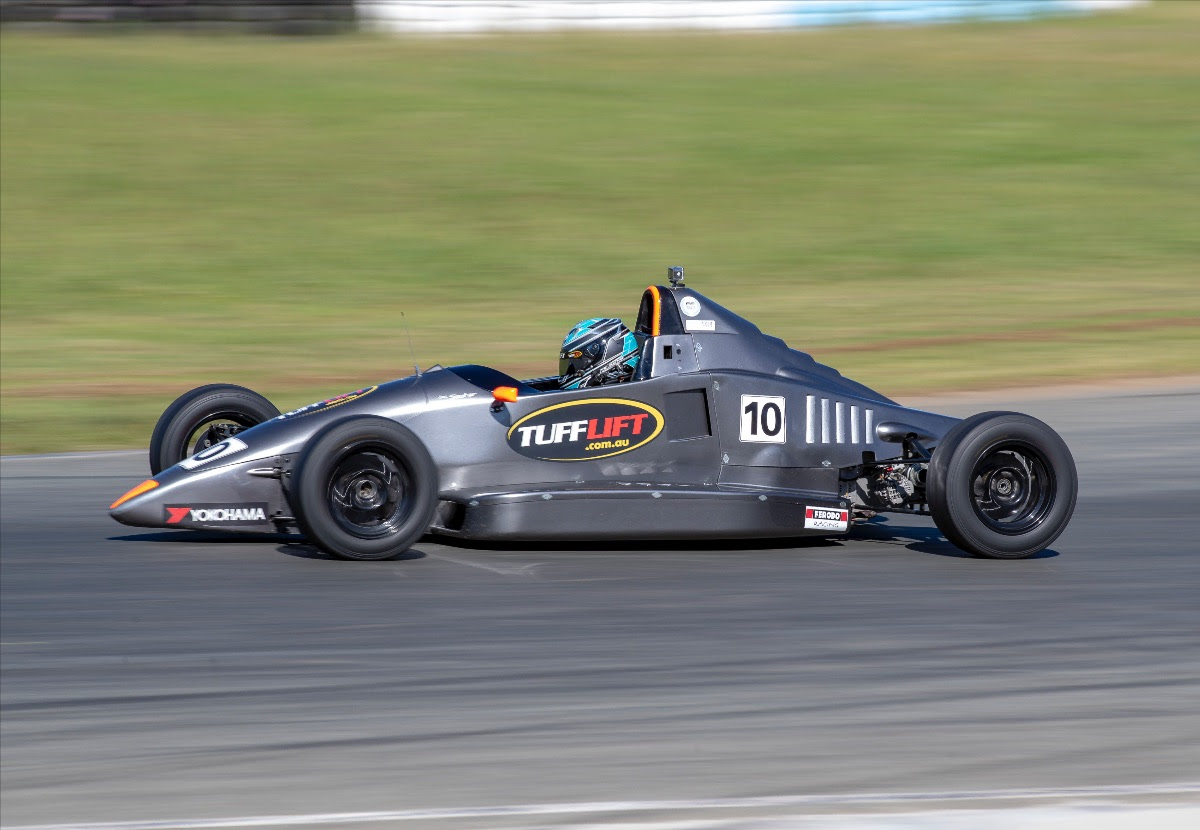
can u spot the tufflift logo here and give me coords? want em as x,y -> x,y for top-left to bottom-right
165,503 -> 270,526
276,386 -> 378,420
507,398 -> 664,461
804,506 -> 849,532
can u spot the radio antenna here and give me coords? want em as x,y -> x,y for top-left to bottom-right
399,311 -> 421,377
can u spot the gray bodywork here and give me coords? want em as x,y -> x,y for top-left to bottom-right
110,284 -> 961,541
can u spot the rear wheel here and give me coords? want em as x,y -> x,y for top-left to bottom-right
149,384 -> 280,475
292,416 -> 437,561
927,412 -> 1077,559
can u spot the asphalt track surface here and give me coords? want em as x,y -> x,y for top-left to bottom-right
2,385 -> 1199,828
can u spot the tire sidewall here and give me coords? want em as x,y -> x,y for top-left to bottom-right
928,412 -> 1077,559
292,416 -> 437,561
149,384 -> 280,475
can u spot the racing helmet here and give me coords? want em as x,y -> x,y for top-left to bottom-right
559,318 -> 640,389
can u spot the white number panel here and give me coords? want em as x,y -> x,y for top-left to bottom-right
740,395 -> 786,443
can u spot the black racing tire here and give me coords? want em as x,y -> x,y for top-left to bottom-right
291,416 -> 437,561
149,384 -> 280,475
927,411 -> 1077,560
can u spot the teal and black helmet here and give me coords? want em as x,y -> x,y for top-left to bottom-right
559,318 -> 640,389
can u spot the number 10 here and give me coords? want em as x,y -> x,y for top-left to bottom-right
740,395 -> 786,443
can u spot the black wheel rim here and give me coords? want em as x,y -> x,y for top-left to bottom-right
186,416 -> 251,458
969,440 -> 1056,535
327,443 -> 414,540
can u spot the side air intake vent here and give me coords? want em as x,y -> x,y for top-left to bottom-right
665,389 -> 712,441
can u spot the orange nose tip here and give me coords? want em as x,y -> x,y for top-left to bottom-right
110,479 -> 159,510
492,386 -> 519,404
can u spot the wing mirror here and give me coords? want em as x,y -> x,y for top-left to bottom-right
491,386 -> 519,412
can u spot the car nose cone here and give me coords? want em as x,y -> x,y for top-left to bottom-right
109,490 -> 164,528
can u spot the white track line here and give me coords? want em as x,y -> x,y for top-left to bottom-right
1,450 -> 143,462
425,550 -> 543,576
4,783 -> 1198,830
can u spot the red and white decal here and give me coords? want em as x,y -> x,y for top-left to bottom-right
804,506 -> 849,532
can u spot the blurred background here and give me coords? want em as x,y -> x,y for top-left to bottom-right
1,0 -> 1197,454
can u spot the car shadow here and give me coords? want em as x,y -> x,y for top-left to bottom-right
851,515 -> 1061,559
110,530 -> 302,545
111,520 -> 1058,561
427,535 -> 846,554
110,531 -> 428,562
274,541 -> 426,562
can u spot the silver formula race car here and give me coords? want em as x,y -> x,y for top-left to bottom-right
111,270 -> 1077,560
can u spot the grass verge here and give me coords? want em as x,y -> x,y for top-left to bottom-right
2,4 -> 1198,452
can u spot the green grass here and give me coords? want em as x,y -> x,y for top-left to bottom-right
2,4 -> 1199,453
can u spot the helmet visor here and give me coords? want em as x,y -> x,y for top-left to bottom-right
559,349 -> 588,381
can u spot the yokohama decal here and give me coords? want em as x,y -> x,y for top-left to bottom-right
507,398 -> 664,461
165,503 -> 270,526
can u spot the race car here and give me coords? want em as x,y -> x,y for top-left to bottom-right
110,269 -> 1077,561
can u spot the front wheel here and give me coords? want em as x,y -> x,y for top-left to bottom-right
926,412 -> 1077,559
292,416 -> 438,561
149,384 -> 280,475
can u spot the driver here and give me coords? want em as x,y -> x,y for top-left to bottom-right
559,318 -> 640,389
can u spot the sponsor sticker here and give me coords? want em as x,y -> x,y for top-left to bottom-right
165,503 -> 269,526
740,395 -> 786,443
507,398 -> 664,461
679,296 -> 702,317
178,436 -> 248,470
804,506 -> 849,532
685,319 -> 716,332
276,386 -> 378,420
